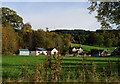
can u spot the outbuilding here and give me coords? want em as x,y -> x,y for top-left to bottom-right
19,49 -> 29,55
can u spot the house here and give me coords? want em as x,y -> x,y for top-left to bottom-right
29,47 -> 47,56
19,49 -> 29,55
102,49 -> 111,56
91,49 -> 111,56
47,48 -> 58,55
36,48 -> 47,55
69,45 -> 83,54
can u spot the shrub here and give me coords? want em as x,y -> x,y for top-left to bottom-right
3,51 -> 13,56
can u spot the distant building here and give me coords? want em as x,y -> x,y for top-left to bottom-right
19,49 -> 29,55
30,47 -> 47,55
91,49 -> 111,56
47,48 -> 58,55
69,45 -> 83,54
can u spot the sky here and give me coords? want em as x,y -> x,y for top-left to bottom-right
1,2 -> 101,31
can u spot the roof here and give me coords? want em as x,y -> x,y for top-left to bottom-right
19,49 -> 29,51
47,48 -> 55,51
35,47 -> 46,51
71,46 -> 83,49
92,50 -> 104,54
37,48 -> 46,51
95,50 -> 104,53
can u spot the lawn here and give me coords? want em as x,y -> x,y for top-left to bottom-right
2,55 -> 120,82
73,44 -> 116,53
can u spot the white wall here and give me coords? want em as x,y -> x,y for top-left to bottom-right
72,48 -> 83,53
36,51 -> 47,55
19,51 -> 29,55
51,48 -> 58,55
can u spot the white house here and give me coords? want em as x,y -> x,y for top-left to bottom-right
47,48 -> 58,55
69,45 -> 83,54
72,47 -> 83,53
29,48 -> 47,56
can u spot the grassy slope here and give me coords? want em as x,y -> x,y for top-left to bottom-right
73,44 -> 116,53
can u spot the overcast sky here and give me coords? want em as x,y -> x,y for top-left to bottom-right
2,2 -> 101,31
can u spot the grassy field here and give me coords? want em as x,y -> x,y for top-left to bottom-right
2,55 -> 120,82
73,44 -> 116,53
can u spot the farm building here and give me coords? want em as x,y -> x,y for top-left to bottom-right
47,48 -> 58,55
30,47 -> 47,55
29,50 -> 36,56
91,49 -> 111,56
19,49 -> 29,55
69,45 -> 83,54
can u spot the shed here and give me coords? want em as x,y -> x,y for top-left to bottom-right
19,49 -> 29,55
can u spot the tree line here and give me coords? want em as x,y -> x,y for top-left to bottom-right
51,30 -> 120,47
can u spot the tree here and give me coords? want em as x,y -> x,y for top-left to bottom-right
74,35 -> 86,44
46,27 -> 49,32
2,25 -> 19,54
118,40 -> 120,47
61,38 -> 71,55
53,34 -> 63,53
88,2 -> 120,29
96,34 -> 104,46
102,31 -> 116,47
1,7 -> 23,29
32,30 -> 46,48
22,23 -> 32,30
104,38 -> 112,47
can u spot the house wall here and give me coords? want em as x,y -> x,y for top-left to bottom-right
19,51 -> 29,55
42,51 -> 48,55
51,48 -> 58,55
72,48 -> 77,52
36,51 -> 40,55
29,51 -> 36,55
36,51 -> 47,55
78,48 -> 83,53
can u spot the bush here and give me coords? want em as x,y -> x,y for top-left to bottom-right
3,51 -> 13,56
73,53 -> 78,57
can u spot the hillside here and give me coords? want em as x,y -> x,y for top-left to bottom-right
73,44 -> 116,53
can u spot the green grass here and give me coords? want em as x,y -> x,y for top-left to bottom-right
2,55 -> 120,81
2,56 -> 46,66
73,44 -> 116,53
